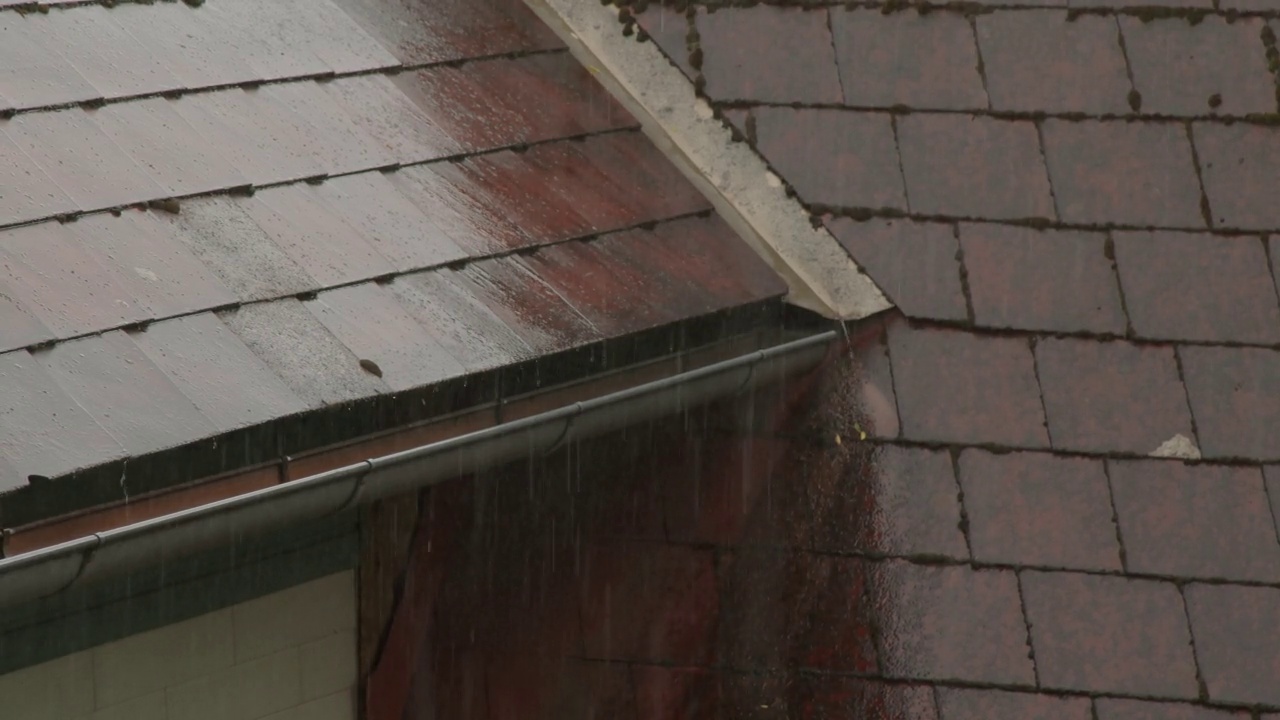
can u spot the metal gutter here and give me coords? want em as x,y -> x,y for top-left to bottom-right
0,331 -> 835,609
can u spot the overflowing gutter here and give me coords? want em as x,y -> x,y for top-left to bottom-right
0,331 -> 835,610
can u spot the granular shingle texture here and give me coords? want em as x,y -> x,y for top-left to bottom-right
622,0 -> 1280,713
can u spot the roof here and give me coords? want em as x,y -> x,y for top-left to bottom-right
626,0 -> 1280,714
0,0 -> 788,526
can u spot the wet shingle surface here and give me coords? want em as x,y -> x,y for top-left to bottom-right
628,0 -> 1280,712
0,0 -> 786,499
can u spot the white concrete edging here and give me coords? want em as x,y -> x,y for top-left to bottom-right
523,0 -> 891,320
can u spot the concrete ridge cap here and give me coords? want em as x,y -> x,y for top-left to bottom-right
523,0 -> 892,321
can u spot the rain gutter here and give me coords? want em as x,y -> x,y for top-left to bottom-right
0,331 -> 835,610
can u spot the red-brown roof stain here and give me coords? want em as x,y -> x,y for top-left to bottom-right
0,0 -> 785,490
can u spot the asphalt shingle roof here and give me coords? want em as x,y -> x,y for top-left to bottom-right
627,0 -> 1280,713
0,0 -> 787,518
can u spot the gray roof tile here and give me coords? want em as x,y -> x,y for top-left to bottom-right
313,172 -> 468,273
0,222 -> 149,338
1,109 -> 164,211
93,97 -> 248,198
0,12 -> 99,109
131,312 -> 312,432
65,210 -> 237,320
388,271 -> 534,373
220,299 -> 390,406
0,350 -> 125,486
170,88 -> 327,186
0,132 -> 74,227
246,186 -> 395,287
38,5 -> 184,101
305,283 -> 468,392
152,195 -> 316,302
39,331 -> 218,457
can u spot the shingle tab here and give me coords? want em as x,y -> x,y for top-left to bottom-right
93,97 -> 248,198
960,224 -> 1126,334
1193,122 -> 1280,232
132,313 -> 312,432
568,132 -> 711,222
313,173 -> 468,273
869,563 -> 1034,685
110,1 -> 257,90
1035,337 -> 1195,456
958,450 -> 1121,571
1120,16 -> 1275,118
516,237 -> 688,336
832,8 -> 987,111
0,132 -> 75,227
245,186 -> 395,287
752,108 -> 905,211
170,88 -> 327,186
1184,584 -> 1280,707
888,322 -> 1048,448
2,108 -> 164,211
65,210 -> 237,320
1021,571 -> 1199,698
39,331 -> 217,457
258,81 -> 397,176
450,257 -> 600,355
696,6 -> 842,104
389,271 -> 534,373
305,283 -> 467,392
151,195 -> 315,302
826,218 -> 967,322
0,221 -> 149,338
897,115 -> 1055,221
1040,120 -> 1204,228
387,164 -> 533,256
321,74 -> 461,164
0,279 -> 53,354
220,299 -> 389,407
201,0 -> 398,79
0,349 -> 125,486
1112,231 -> 1280,344
1179,345 -> 1280,461
0,12 -> 100,109
453,150 -> 596,245
38,5 -> 183,100
1110,460 -> 1280,583
975,10 -> 1131,115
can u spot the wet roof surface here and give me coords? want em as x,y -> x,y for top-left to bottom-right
0,0 -> 787,500
629,0 -> 1280,714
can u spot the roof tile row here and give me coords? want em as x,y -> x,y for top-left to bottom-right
690,6 -> 1279,117
883,318 -> 1280,460
0,52 -> 632,228
828,219 -> 1280,346
0,129 -> 702,355
0,212 -> 783,484
0,0 -> 563,113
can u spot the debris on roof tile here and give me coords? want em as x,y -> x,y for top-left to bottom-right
219,299 -> 390,407
304,283 -> 468,392
131,312 -> 311,432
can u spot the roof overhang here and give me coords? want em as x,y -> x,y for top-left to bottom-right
0,331 -> 834,611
